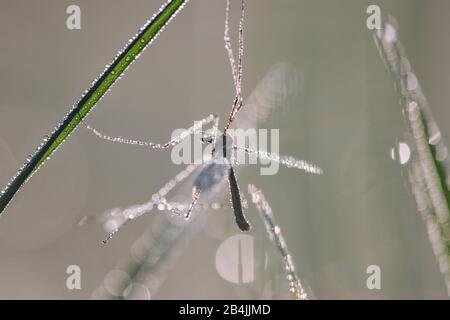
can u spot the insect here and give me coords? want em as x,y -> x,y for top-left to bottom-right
86,0 -> 322,299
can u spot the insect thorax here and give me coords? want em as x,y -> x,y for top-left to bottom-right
213,133 -> 234,161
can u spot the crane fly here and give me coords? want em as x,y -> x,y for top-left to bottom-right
87,0 -> 322,300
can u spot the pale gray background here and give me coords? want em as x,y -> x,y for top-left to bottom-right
0,0 -> 449,299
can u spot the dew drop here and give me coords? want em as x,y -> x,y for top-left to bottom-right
273,226 -> 281,235
399,142 -> 411,165
383,23 -> 397,44
406,72 -> 418,91
251,193 -> 260,203
212,203 -> 220,210
104,270 -> 131,297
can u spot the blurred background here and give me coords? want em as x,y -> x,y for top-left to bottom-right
0,0 -> 449,299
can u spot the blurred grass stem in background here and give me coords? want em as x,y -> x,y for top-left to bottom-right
374,17 -> 450,295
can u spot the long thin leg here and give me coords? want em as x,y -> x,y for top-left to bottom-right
234,146 -> 323,175
165,197 -> 248,212
224,0 -> 238,90
101,163 -> 200,244
229,166 -> 250,231
184,187 -> 201,220
236,0 -> 245,97
224,0 -> 246,133
84,114 -> 218,149
248,184 -> 308,300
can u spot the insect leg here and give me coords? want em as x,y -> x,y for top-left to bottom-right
223,0 -> 246,133
234,146 -> 323,175
224,0 -> 238,89
247,184 -> 308,300
184,187 -> 201,220
237,0 -> 245,95
84,114 -> 218,149
101,163 -> 200,244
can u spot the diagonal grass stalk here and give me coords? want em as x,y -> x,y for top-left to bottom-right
0,0 -> 188,215
374,18 -> 450,294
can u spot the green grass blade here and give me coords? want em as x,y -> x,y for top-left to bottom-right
0,0 -> 188,215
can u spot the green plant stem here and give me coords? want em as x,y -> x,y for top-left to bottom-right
0,0 -> 188,214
